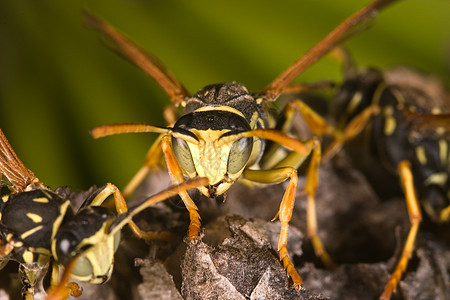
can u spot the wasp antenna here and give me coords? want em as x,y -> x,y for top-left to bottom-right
83,11 -> 190,106
109,177 -> 208,234
90,123 -> 169,139
262,0 -> 401,100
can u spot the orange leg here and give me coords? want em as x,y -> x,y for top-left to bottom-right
274,97 -> 379,164
380,161 -> 422,300
46,260 -> 82,300
322,104 -> 380,162
304,139 -> 336,269
161,135 -> 203,240
123,134 -> 164,198
244,166 -> 303,288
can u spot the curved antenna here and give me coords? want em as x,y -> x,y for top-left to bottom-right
262,0 -> 400,100
90,123 -> 169,139
84,11 -> 190,107
218,129 -> 311,155
0,128 -> 38,192
90,123 -> 199,144
109,177 -> 208,234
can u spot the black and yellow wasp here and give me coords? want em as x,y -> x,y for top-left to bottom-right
86,0 -> 400,291
289,47 -> 450,299
334,58 -> 449,300
0,128 -> 206,299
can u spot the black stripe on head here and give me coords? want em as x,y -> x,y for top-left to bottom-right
173,110 -> 251,132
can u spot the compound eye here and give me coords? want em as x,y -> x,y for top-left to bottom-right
172,137 -> 196,174
72,256 -> 94,278
113,231 -> 121,253
227,137 -> 252,174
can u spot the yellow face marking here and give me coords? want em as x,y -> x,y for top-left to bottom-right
32,197 -> 50,203
66,219 -> 116,283
384,116 -> 396,136
6,233 -> 13,242
21,225 -> 44,240
2,195 -> 9,203
439,139 -> 448,164
188,129 -> 231,186
194,105 -> 247,119
22,251 -> 34,263
415,146 -> 427,165
26,212 -> 43,223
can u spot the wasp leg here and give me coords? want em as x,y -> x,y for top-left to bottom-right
440,205 -> 450,222
243,138 -> 332,287
123,134 -> 164,198
161,135 -> 203,240
380,161 -> 422,300
90,183 -> 170,240
302,139 -> 336,270
322,104 -> 380,162
46,260 -> 82,300
328,47 -> 358,78
123,106 -> 179,198
243,166 -> 302,287
261,98 -> 336,170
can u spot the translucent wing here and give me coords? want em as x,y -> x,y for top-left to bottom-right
0,129 -> 38,192
406,112 -> 450,139
84,12 -> 190,107
261,0 -> 400,101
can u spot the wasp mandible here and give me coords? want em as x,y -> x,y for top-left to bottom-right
88,0 -> 400,288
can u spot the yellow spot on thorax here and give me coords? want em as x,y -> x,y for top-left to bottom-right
21,225 -> 44,240
26,212 -> 43,223
32,197 -> 50,203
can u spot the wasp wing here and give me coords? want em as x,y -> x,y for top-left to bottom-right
406,112 -> 450,139
0,129 -> 38,193
84,12 -> 190,107
261,0 -> 400,101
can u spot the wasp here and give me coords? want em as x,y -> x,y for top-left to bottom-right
288,47 -> 449,299
0,128 -> 206,299
87,0 -> 399,290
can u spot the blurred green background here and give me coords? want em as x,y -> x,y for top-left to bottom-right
0,0 -> 449,191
